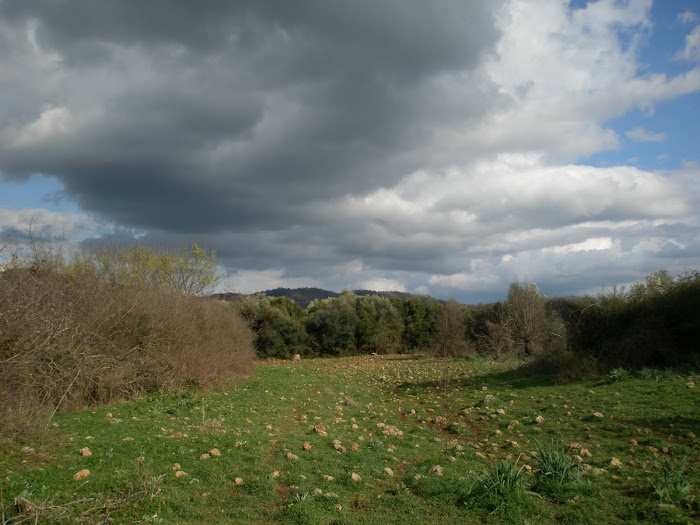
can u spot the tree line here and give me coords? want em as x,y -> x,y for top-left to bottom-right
237,270 -> 700,374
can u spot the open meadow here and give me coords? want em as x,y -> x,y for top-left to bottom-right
2,355 -> 698,524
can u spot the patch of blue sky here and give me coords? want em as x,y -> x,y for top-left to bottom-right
0,174 -> 79,213
580,0 -> 700,171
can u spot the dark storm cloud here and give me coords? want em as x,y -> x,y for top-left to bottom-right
0,0 -> 504,234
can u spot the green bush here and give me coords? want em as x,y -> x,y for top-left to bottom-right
567,271 -> 700,369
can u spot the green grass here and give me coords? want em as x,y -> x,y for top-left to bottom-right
1,355 -> 699,524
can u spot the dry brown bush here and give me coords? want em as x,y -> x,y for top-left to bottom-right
0,263 -> 254,435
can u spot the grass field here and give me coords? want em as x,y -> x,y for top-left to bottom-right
2,355 -> 698,524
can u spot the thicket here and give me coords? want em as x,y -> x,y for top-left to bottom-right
0,240 -> 255,434
566,270 -> 700,369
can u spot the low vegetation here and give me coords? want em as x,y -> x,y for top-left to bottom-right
1,356 -> 697,523
0,239 -> 255,436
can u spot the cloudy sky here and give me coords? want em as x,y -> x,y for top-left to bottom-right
1,0 -> 699,303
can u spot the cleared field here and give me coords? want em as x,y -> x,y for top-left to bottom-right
2,355 -> 698,524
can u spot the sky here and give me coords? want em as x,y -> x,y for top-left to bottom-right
1,0 -> 699,303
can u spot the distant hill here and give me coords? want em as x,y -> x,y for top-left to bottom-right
213,287 -> 430,309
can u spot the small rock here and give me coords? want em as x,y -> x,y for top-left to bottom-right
73,469 -> 90,481
302,442 -> 312,451
324,492 -> 338,498
429,465 -> 444,476
200,454 -> 211,460
286,452 -> 299,461
593,412 -> 604,419
610,457 -> 623,468
271,471 -> 279,478
350,472 -> 362,482
20,446 -> 36,455
323,474 -> 335,481
384,467 -> 394,476
592,468 -> 607,476
483,395 -> 496,404
572,455 -> 584,464
629,439 -> 638,446
209,448 -> 221,457
171,463 -> 181,471
175,470 -> 188,478
122,437 -> 134,442
313,488 -> 323,496
534,416 -> 545,424
580,448 -> 593,457
234,477 -> 244,485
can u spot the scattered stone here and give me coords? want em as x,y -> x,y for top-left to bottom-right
200,454 -> 211,460
209,448 -> 221,457
73,469 -> 90,481
429,465 -> 444,476
592,468 -> 607,476
271,471 -> 279,478
534,416 -> 545,424
569,443 -> 582,450
629,439 -> 638,446
302,442 -> 312,451
324,492 -> 338,499
580,448 -> 593,458
523,465 -> 532,472
384,467 -> 394,476
350,472 -> 362,482
167,432 -> 188,439
175,470 -> 188,478
312,425 -> 328,437
234,477 -> 244,485
20,446 -> 36,455
476,452 -> 487,459
171,463 -> 181,471
351,443 -> 360,451
610,457 -> 623,468
496,408 -> 506,415
323,474 -> 335,481
293,354 -> 301,361
122,437 -> 134,442
313,488 -> 323,496
483,395 -> 496,404
572,455 -> 584,464
286,452 -> 299,461
506,440 -> 519,448
593,412 -> 604,419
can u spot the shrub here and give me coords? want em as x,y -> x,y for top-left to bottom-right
0,246 -> 255,435
567,270 -> 700,369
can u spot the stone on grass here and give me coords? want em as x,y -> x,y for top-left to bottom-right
610,457 -> 623,468
534,415 -> 545,424
429,465 -> 444,476
79,447 -> 91,457
234,477 -> 244,485
384,467 -> 394,476
73,469 -> 90,481
286,452 -> 299,461
200,453 -> 211,460
350,472 -> 362,482
209,448 -> 221,457
175,470 -> 188,478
